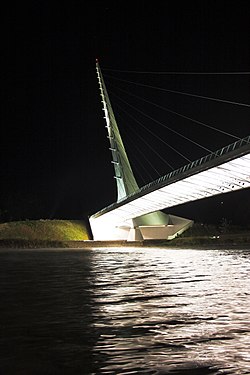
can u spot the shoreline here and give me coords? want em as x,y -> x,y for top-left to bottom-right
0,238 -> 250,250
1,220 -> 249,250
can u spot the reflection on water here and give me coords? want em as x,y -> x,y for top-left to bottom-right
0,247 -> 250,374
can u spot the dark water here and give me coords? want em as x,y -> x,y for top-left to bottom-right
0,247 -> 250,375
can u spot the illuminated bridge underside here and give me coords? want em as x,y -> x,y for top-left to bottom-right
90,150 -> 250,241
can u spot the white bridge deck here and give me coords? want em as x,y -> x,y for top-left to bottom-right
90,136 -> 250,227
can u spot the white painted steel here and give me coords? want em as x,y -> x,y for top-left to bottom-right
90,153 -> 250,238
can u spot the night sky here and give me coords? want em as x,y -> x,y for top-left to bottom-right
1,1 -> 250,225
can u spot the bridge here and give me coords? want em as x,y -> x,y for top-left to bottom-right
89,61 -> 250,241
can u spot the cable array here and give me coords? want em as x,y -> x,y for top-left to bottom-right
101,68 -> 250,186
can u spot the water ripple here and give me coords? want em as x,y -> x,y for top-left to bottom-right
0,247 -> 249,374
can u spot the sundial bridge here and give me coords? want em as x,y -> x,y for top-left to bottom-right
89,61 -> 250,241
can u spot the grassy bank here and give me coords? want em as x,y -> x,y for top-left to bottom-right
0,220 -> 249,249
0,219 -> 90,247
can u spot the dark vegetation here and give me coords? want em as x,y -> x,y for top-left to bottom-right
156,222 -> 250,247
0,220 -> 249,249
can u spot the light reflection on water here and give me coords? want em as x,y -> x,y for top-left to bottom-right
89,248 -> 250,374
0,247 -> 250,374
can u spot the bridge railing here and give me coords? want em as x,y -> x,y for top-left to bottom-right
92,135 -> 250,218
128,135 -> 250,197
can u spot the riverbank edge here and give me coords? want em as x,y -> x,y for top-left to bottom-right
1,237 -> 250,249
1,220 -> 250,249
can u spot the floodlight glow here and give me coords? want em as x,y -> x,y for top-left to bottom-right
93,62 -> 250,241
90,151 -> 250,240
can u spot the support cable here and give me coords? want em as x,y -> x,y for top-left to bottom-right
116,107 -> 175,171
103,68 -> 250,75
109,93 -> 191,162
120,127 -> 162,182
104,74 -> 250,109
110,89 -> 211,154
109,84 -> 241,141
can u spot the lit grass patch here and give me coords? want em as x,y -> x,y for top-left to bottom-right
0,220 -> 89,241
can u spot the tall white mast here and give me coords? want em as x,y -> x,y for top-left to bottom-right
96,59 -> 139,201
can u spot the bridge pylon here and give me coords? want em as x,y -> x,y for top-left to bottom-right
90,61 -> 193,241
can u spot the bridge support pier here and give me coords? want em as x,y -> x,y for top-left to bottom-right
127,228 -> 144,241
90,211 -> 193,242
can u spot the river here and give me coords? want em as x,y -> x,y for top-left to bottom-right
0,247 -> 249,374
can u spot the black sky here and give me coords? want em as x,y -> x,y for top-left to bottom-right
1,1 -> 250,225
